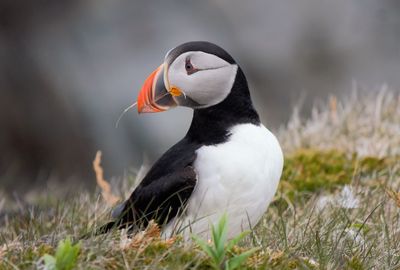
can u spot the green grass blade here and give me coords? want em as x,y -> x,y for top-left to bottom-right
192,235 -> 219,263
215,214 -> 228,260
226,230 -> 250,251
225,247 -> 260,270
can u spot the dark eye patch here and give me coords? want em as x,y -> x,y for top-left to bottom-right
185,58 -> 198,75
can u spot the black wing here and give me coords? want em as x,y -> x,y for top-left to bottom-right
95,138 -> 200,235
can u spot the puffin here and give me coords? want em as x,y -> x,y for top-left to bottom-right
99,41 -> 283,239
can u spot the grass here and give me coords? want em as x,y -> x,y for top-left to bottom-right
1,89 -> 400,269
192,213 -> 259,270
40,237 -> 80,270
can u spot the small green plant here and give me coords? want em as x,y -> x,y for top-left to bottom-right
192,214 -> 259,270
40,237 -> 80,270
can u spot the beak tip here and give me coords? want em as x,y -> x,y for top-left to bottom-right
137,105 -> 155,114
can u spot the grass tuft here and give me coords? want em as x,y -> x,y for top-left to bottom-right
192,213 -> 259,270
40,237 -> 80,270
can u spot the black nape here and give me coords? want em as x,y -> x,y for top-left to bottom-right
186,67 -> 260,145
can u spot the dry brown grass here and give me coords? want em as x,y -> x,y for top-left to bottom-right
93,151 -> 121,206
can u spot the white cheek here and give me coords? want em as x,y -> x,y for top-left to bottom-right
188,65 -> 237,106
169,65 -> 238,107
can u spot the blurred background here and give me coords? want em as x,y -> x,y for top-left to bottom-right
1,0 -> 400,192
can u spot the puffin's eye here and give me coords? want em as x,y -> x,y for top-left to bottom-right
185,59 -> 197,75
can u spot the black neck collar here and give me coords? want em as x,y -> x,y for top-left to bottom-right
185,68 -> 260,145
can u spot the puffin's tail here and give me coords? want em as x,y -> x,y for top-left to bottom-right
95,221 -> 119,235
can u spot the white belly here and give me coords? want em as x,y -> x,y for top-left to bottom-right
163,123 -> 283,239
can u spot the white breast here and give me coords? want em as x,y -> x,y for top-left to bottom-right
163,123 -> 283,239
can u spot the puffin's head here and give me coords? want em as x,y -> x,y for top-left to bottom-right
137,41 -> 238,113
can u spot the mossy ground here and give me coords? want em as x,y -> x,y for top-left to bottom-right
1,91 -> 399,269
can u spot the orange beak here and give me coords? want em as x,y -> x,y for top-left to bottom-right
137,64 -> 177,113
